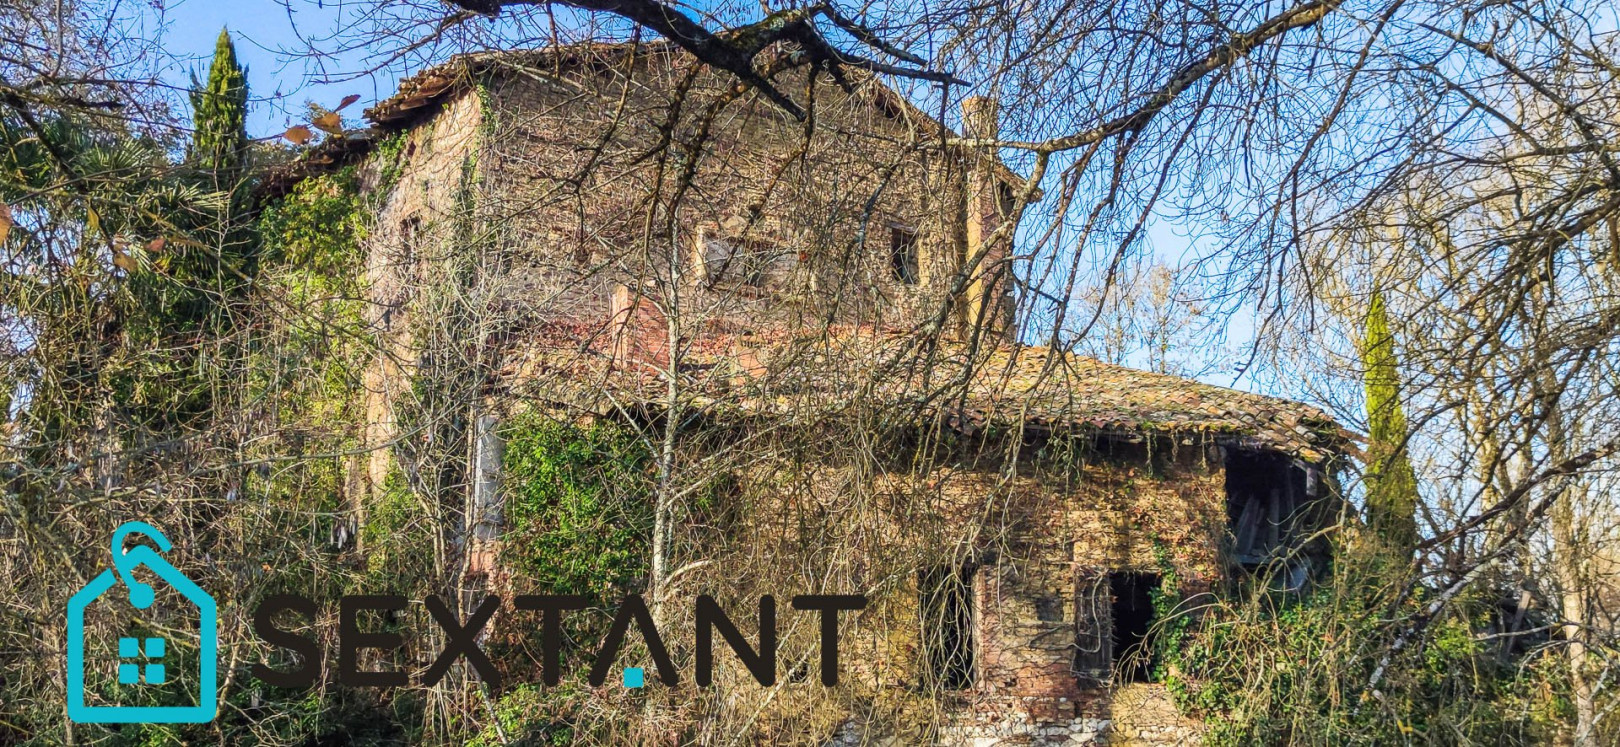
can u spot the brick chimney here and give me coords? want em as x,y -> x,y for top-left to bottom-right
961,96 -> 1015,340
609,283 -> 670,370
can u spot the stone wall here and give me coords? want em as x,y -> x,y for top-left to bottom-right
461,51 -> 1014,351
350,48 -> 1030,557
709,434 -> 1226,744
344,48 -> 1231,745
927,444 -> 1220,744
356,88 -> 488,531
351,49 -> 1024,509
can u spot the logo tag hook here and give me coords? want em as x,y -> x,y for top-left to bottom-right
109,521 -> 173,609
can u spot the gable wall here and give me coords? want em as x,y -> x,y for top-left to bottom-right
470,55 -> 988,348
357,89 -> 489,512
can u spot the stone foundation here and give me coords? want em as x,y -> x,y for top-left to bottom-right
942,714 -> 1113,745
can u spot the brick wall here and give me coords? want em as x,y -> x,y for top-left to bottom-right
727,435 -> 1224,744
348,48 -> 1217,745
357,88 -> 488,534
463,52 -> 1012,352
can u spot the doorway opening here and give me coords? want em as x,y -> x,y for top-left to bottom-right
1110,572 -> 1159,682
920,564 -> 975,689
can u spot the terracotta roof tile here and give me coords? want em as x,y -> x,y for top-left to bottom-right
263,42 -> 1034,196
504,328 -> 1354,462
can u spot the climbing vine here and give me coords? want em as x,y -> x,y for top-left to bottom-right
208,133 -> 422,743
499,413 -> 653,599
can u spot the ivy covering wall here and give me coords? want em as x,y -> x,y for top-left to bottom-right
499,413 -> 653,598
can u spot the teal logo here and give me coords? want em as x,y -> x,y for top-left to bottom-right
66,521 -> 218,723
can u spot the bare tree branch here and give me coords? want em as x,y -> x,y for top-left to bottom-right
431,0 -> 963,119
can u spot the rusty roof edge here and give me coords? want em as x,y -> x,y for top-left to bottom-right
362,42 -> 686,125
501,329 -> 1356,460
518,379 -> 1353,464
507,363 -> 1355,465
925,399 -> 1355,462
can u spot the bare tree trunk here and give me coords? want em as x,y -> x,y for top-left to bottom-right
1533,310 -> 1599,745
652,314 -> 678,621
652,237 -> 683,622
1554,487 -> 1597,745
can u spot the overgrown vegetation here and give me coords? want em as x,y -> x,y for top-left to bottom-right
1161,557 -> 1575,745
6,0 -> 1620,744
500,414 -> 653,598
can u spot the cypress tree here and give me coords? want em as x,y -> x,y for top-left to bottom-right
191,28 -> 248,176
1362,290 -> 1421,557
119,28 -> 254,426
188,27 -> 255,294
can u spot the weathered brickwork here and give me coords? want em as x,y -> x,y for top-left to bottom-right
277,43 -> 1350,746
468,53 -> 1008,341
357,88 -> 489,526
348,48 -> 1026,533
766,440 -> 1228,745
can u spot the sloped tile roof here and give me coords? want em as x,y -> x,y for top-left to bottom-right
362,43 -> 677,127
262,42 -> 1035,198
503,327 -> 1354,462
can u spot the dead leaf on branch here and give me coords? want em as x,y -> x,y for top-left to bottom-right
283,125 -> 313,145
112,246 -> 137,272
312,112 -> 343,135
335,94 -> 361,111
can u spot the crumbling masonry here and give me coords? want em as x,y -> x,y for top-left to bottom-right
268,42 -> 1350,746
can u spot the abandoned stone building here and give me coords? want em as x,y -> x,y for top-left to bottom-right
270,42 -> 1351,746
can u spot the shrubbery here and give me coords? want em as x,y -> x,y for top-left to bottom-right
1162,555 -> 1569,745
499,414 -> 653,599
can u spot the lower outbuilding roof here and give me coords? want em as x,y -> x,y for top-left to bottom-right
501,326 -> 1356,462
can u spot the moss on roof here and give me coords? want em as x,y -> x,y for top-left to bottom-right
503,327 -> 1354,462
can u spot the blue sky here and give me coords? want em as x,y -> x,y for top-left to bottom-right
157,0 -> 409,136
154,0 -> 1265,391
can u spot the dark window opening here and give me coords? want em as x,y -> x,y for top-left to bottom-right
1074,570 -> 1160,686
890,226 -> 919,285
1073,570 -> 1111,685
1034,595 -> 1064,622
1110,572 -> 1159,683
997,181 -> 1017,216
1226,450 -> 1309,565
920,564 -> 974,689
400,216 -> 422,258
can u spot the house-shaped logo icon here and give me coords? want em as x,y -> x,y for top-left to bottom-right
66,521 -> 218,724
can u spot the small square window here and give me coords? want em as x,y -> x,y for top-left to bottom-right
997,182 -> 1017,215
1034,595 -> 1064,622
890,226 -> 919,285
